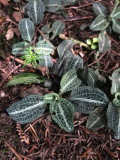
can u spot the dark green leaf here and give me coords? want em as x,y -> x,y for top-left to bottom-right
19,18 -> 35,42
98,31 -> 111,54
110,0 -> 119,18
12,42 -> 29,56
61,0 -> 79,6
106,102 -> 120,139
112,19 -> 120,34
69,86 -> 109,114
60,69 -> 81,94
93,2 -> 107,16
7,95 -> 47,124
111,6 -> 120,19
90,14 -> 109,31
50,98 -> 74,132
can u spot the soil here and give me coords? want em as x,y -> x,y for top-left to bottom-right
0,0 -> 120,159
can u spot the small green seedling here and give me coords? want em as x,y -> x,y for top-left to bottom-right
86,37 -> 98,50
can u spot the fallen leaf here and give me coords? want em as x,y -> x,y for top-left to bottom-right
5,28 -> 14,40
0,0 -> 9,6
13,12 -> 22,22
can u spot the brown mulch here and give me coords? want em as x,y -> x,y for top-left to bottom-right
0,0 -> 120,159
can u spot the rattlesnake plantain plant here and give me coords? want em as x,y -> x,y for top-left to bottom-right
90,0 -> 120,35
7,69 -> 109,132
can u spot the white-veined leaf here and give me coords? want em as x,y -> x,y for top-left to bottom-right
7,73 -> 46,86
98,31 -> 111,54
69,86 -> 109,114
35,39 -> 54,56
25,0 -> 45,25
106,102 -> 120,139
86,109 -> 106,131
44,93 -> 60,104
57,40 -> 74,58
60,69 -> 81,94
111,6 -> 120,19
39,55 -> 53,68
90,14 -> 109,31
12,42 -> 29,56
110,0 -> 119,18
109,68 -> 120,95
63,54 -> 83,75
113,92 -> 120,107
112,19 -> 120,34
50,98 -> 74,132
19,18 -> 35,42
7,95 -> 47,124
50,21 -> 65,40
93,2 -> 107,16
44,0 -> 63,13
52,51 -> 72,76
61,0 -> 79,6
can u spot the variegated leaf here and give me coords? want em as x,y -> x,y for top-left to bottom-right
61,0 -> 79,6
110,0 -> 119,18
35,39 -> 54,56
19,18 -> 35,42
63,55 -> 83,74
98,31 -> 111,54
93,2 -> 107,16
50,21 -> 65,40
25,0 -> 45,25
86,109 -> 106,131
50,98 -> 74,132
12,42 -> 29,56
7,73 -> 46,86
57,40 -> 74,58
39,55 -> 53,68
69,86 -> 109,114
52,51 -> 72,76
7,95 -> 47,124
113,92 -> 120,107
44,0 -> 63,13
60,69 -> 81,94
90,14 -> 109,31
109,68 -> 120,95
106,102 -> 120,139
111,6 -> 120,19
112,19 -> 120,34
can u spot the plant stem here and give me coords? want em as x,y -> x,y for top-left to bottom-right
59,34 -> 91,50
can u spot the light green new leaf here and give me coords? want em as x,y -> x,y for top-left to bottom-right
106,102 -> 120,139
90,14 -> 109,31
57,40 -> 74,58
109,68 -> 120,95
50,21 -> 65,40
111,6 -> 120,19
50,98 -> 74,132
35,39 -> 54,56
98,31 -> 111,54
60,69 -> 81,94
86,109 -> 106,131
69,86 -> 109,114
19,18 -> 35,42
7,95 -> 47,124
12,42 -> 29,56
7,73 -> 46,86
93,2 -> 107,16
25,0 -> 45,25
61,0 -> 79,6
112,19 -> 120,34
110,0 -> 119,18
44,93 -> 60,104
44,0 -> 63,13
113,92 -> 120,107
